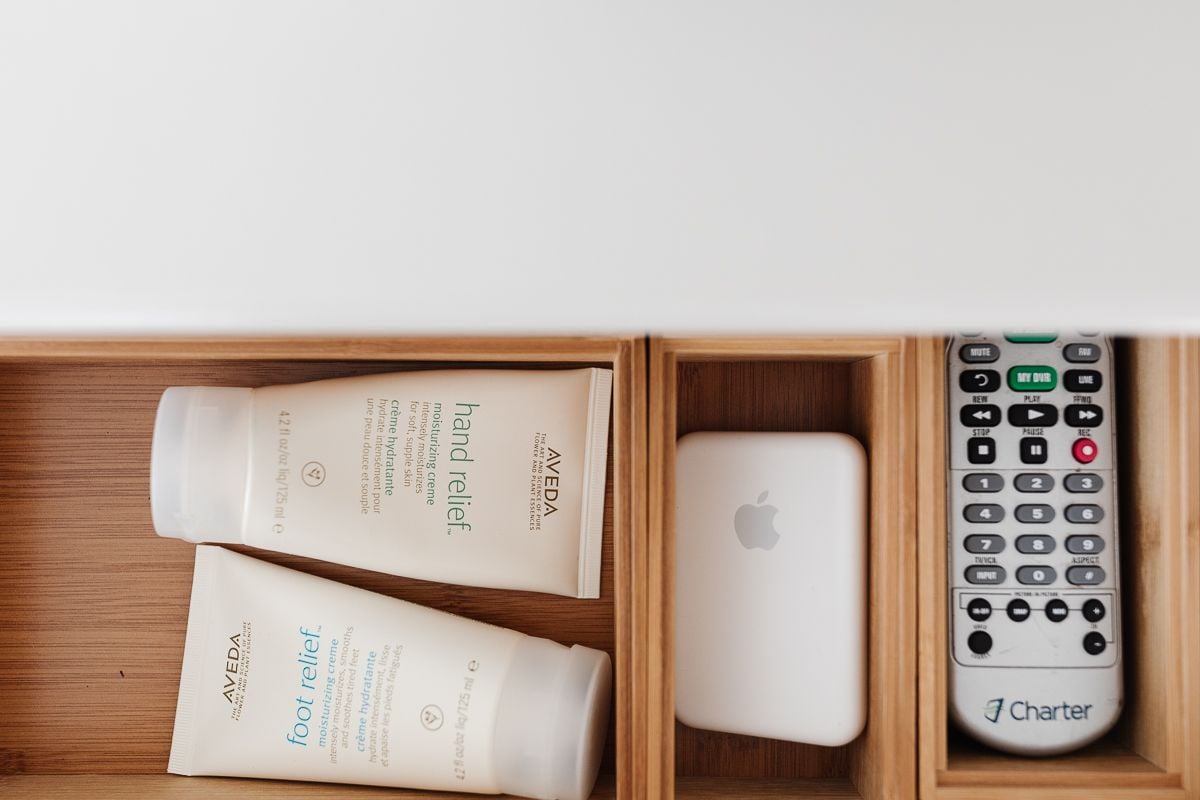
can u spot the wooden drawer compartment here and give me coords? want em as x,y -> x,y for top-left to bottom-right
0,337 -> 646,800
647,337 -> 917,800
916,336 -> 1200,800
2,333 -> 1195,800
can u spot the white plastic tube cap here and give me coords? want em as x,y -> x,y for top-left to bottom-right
150,387 -> 252,544
493,638 -> 612,800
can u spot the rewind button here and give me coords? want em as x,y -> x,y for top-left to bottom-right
961,404 -> 1001,428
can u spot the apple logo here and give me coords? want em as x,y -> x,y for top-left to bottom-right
734,490 -> 781,550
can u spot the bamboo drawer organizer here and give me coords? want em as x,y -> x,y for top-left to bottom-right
0,336 -> 1195,799
0,337 -> 646,800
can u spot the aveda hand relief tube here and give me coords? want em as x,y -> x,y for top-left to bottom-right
169,547 -> 612,800
151,368 -> 612,597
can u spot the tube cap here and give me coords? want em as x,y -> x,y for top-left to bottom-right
150,387 -> 252,544
493,639 -> 612,800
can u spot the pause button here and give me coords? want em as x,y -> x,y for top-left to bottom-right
1021,437 -> 1048,464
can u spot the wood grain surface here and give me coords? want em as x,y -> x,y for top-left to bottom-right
5,335 -> 1198,800
1183,338 -> 1200,800
648,337 -> 914,800
0,337 -> 640,800
0,773 -> 616,799
915,337 -> 1200,799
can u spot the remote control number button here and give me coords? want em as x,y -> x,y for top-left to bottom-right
1007,599 -> 1031,621
1072,438 -> 1099,464
1014,473 -> 1054,492
1083,599 -> 1106,622
968,437 -> 997,465
1064,343 -> 1102,363
1065,473 -> 1103,493
968,630 -> 994,655
967,598 -> 993,621
1045,599 -> 1070,622
1008,404 -> 1059,427
960,343 -> 1000,363
1083,631 -> 1107,655
964,504 -> 1005,523
960,404 -> 1001,427
1067,566 -> 1106,585
1015,535 -> 1056,554
1015,504 -> 1055,524
1066,504 -> 1104,523
1004,333 -> 1058,343
1020,437 -> 1049,464
963,473 -> 1004,493
1066,535 -> 1105,554
1065,369 -> 1103,392
1065,404 -> 1104,427
1017,565 -> 1057,585
964,535 -> 1006,554
965,566 -> 1006,585
961,370 -> 1001,393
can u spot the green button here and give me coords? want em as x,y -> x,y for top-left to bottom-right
1004,332 -> 1058,343
1008,365 -> 1058,391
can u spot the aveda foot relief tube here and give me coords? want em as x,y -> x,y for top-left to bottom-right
170,547 -> 612,800
151,368 -> 612,597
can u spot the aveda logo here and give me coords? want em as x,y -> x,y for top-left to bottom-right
984,696 -> 1093,723
544,446 -> 564,516
222,632 -> 242,704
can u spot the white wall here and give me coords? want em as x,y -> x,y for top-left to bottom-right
2,2 -> 1197,333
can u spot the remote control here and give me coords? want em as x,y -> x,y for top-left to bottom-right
947,333 -> 1122,755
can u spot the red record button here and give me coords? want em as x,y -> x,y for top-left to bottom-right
1072,437 -> 1098,464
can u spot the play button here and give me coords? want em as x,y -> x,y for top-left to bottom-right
1007,404 -> 1060,427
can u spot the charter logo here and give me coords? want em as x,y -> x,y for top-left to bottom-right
983,696 -> 1093,723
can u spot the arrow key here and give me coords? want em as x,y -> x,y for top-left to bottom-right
1065,404 -> 1104,427
1008,403 -> 1059,427
960,404 -> 1001,427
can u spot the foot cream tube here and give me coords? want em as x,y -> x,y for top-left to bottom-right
170,546 -> 612,800
151,368 -> 612,597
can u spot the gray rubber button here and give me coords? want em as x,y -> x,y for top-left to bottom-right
1066,535 -> 1105,554
1015,504 -> 1055,523
1015,535 -> 1056,554
963,473 -> 1004,493
1064,343 -> 1102,363
1014,473 -> 1054,493
964,535 -> 1006,554
1017,565 -> 1057,585
1066,504 -> 1104,523
960,343 -> 1000,363
1065,473 -> 1103,493
964,504 -> 1004,523
1067,565 -> 1106,585
965,566 -> 1006,585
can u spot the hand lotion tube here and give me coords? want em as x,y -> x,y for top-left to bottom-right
170,546 -> 612,800
152,368 -> 612,597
